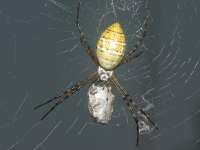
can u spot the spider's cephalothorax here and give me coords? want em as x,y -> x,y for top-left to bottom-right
97,66 -> 113,81
35,3 -> 157,147
96,22 -> 126,70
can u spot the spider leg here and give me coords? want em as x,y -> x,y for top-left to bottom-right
120,9 -> 149,66
34,94 -> 63,110
110,74 -> 158,145
39,100 -> 62,121
126,101 -> 139,146
76,2 -> 99,66
111,74 -> 157,128
120,51 -> 143,66
35,72 -> 98,121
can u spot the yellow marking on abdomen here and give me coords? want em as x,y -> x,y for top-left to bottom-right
96,22 -> 126,70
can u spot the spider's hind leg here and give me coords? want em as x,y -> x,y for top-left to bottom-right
119,9 -> 149,66
76,2 -> 99,66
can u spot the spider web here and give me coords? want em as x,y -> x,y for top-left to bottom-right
0,0 -> 200,150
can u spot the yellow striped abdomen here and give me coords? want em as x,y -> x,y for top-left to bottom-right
96,22 -> 126,70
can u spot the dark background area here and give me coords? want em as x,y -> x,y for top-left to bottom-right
0,0 -> 199,150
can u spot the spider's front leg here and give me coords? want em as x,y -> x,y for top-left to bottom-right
35,72 -> 98,121
111,74 -> 157,146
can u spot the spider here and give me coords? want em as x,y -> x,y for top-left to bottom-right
35,2 -> 158,146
